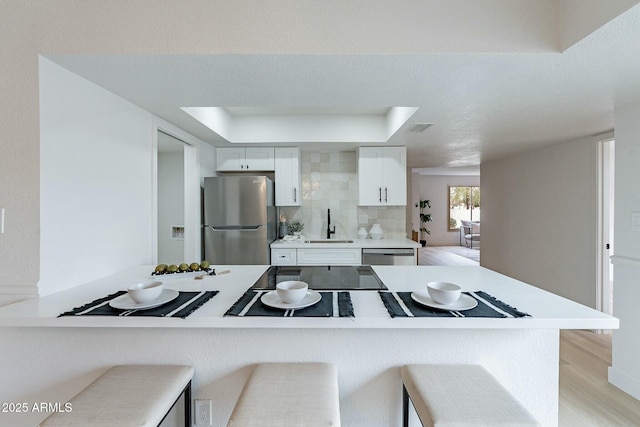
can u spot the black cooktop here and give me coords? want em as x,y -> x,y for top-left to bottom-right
250,266 -> 388,291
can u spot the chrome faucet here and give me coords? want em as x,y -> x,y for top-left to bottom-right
327,208 -> 336,239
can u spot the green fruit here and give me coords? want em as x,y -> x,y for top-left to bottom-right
179,263 -> 189,272
190,262 -> 200,271
200,260 -> 210,270
155,264 -> 167,273
167,264 -> 178,273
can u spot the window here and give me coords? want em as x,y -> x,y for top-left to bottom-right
448,186 -> 480,230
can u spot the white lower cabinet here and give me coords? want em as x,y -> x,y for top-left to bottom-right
271,248 -> 362,266
296,248 -> 362,266
271,248 -> 297,266
271,248 -> 362,265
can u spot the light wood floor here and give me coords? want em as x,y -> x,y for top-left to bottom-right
417,246 -> 479,266
560,330 -> 640,426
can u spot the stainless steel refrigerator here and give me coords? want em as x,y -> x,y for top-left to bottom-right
203,176 -> 276,265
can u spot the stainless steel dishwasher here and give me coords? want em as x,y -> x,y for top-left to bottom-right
362,248 -> 416,265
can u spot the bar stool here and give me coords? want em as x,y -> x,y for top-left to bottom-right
40,365 -> 194,427
227,362 -> 341,426
401,364 -> 539,426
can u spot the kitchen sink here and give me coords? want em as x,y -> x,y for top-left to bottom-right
304,239 -> 354,244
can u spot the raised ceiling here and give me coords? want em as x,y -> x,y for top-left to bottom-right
46,1 -> 640,168
180,106 -> 419,144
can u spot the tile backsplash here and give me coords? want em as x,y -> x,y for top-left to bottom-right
278,150 -> 406,239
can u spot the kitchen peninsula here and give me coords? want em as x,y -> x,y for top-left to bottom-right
0,265 -> 618,426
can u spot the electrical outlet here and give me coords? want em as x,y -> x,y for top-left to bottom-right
195,399 -> 212,425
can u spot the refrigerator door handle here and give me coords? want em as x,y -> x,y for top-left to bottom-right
207,225 -> 263,231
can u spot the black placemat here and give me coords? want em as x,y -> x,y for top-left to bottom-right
225,290 -> 354,317
379,291 -> 530,318
58,290 -> 218,318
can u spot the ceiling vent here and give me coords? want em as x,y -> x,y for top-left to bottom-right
408,123 -> 434,133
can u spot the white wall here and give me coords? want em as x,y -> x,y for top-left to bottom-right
411,173 -> 481,246
39,57 -> 155,296
609,100 -> 640,399
480,136 -> 598,307
194,138 -> 217,261
158,152 -> 185,264
38,59 -> 216,296
197,144 -> 216,188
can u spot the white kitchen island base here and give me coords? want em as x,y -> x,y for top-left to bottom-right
0,327 -> 557,427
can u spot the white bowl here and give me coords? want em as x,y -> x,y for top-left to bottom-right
427,281 -> 461,305
276,281 -> 309,304
127,281 -> 163,304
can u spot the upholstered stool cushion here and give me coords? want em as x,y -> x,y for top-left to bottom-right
227,362 -> 340,427
40,365 -> 194,427
401,364 -> 539,426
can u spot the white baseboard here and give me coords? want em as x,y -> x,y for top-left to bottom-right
608,366 -> 640,400
423,241 -> 480,248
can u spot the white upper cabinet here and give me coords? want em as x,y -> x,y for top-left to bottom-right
216,148 -> 245,170
274,147 -> 301,206
357,146 -> 407,206
216,147 -> 275,171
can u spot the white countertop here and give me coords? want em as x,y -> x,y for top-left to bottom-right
271,237 -> 421,249
0,265 -> 618,330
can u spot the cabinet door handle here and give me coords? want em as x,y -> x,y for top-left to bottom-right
246,164 -> 249,169
379,187 -> 382,202
293,187 -> 297,202
385,187 -> 388,202
240,164 -> 244,169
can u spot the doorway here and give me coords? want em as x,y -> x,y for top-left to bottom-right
152,118 -> 201,265
597,138 -> 615,317
157,131 -> 187,264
